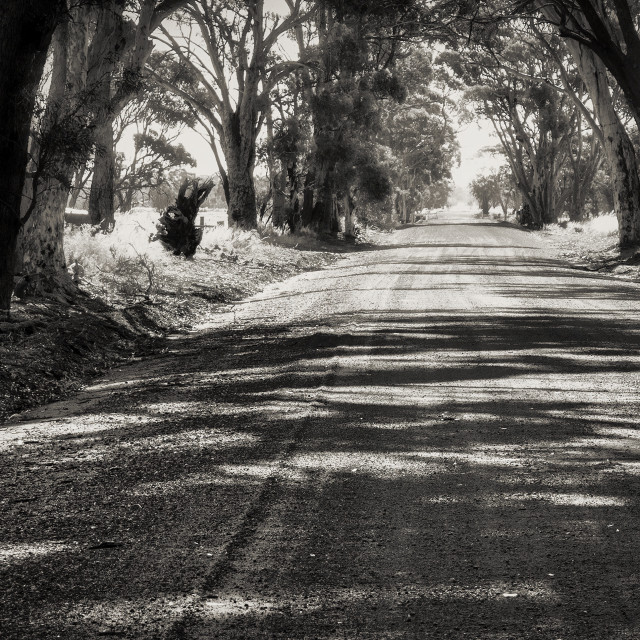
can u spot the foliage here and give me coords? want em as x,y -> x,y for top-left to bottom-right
374,47 -> 459,223
112,80 -> 197,212
149,0 -> 316,229
152,177 -> 214,257
470,167 -> 518,217
447,22 -> 595,226
22,88 -> 97,227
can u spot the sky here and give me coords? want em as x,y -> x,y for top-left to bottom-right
451,119 -> 503,187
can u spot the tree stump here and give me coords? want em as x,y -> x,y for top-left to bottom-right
153,177 -> 214,257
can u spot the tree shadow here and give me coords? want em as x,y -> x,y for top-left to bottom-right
3,298 -> 640,637
3,216 -> 640,638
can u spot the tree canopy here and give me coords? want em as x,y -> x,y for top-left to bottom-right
3,0 -> 640,311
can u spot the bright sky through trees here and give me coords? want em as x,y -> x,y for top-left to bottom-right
451,119 -> 502,187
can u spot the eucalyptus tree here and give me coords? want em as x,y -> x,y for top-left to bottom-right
532,19 -> 640,243
449,25 -> 584,226
151,0 -> 315,229
377,48 -> 459,224
498,27 -> 604,222
261,80 -> 313,231
478,0 -> 640,243
113,83 -> 196,212
16,0 -> 189,300
19,2 -> 95,298
291,0 -> 428,232
484,9 -> 640,242
523,0 -> 640,132
470,167 -> 518,218
0,0 -> 66,314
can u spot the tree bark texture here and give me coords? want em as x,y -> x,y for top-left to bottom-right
19,7 -> 90,292
222,111 -> 258,229
272,171 -> 287,227
89,120 -> 116,229
304,158 -> 339,233
300,171 -> 315,227
0,0 -> 64,312
564,40 -> 640,247
87,1 -> 123,228
344,194 -> 356,237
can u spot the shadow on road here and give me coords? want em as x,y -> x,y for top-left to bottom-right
2,219 -> 640,639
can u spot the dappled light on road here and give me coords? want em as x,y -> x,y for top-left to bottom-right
2,214 -> 640,638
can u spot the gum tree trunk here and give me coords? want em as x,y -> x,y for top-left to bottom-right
89,119 -> 116,229
0,0 -> 63,313
87,1 -> 122,229
305,157 -> 338,233
564,40 -> 640,247
19,7 -> 90,294
344,194 -> 355,237
301,171 -> 315,226
222,111 -> 258,229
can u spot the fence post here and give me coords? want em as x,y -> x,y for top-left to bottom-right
200,216 -> 204,229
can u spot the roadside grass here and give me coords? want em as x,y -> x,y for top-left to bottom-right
540,212 -> 640,279
0,208 -> 343,422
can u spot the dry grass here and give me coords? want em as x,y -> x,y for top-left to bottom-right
540,213 -> 640,278
0,209 -> 342,421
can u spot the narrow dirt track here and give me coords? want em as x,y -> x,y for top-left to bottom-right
3,211 -> 640,639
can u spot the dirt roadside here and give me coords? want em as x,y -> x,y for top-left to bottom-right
2,212 -> 640,639
0,233 -> 342,422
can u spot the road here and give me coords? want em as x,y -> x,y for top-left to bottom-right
2,211 -> 640,639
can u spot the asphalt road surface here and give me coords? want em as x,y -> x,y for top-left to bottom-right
3,211 -> 640,639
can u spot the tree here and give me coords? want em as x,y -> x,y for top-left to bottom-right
449,27 -> 580,227
113,85 -> 196,212
0,0 -> 66,314
18,3 -> 95,298
526,0 -> 640,132
152,177 -> 213,257
471,174 -> 498,216
260,104 -> 312,231
424,179 -> 454,210
152,0 -> 314,229
534,17 -> 640,243
472,1 -> 640,243
377,48 -> 459,224
15,0 -> 189,299
295,0 -> 424,232
84,0 -> 191,228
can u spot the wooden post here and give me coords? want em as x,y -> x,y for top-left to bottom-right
200,216 -> 204,229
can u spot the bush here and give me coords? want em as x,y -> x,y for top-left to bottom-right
65,208 -> 170,300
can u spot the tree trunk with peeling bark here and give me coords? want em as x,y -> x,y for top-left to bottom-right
344,194 -> 356,237
223,126 -> 258,229
219,79 -> 259,229
89,120 -> 116,229
18,6 -> 91,297
0,0 -> 64,313
563,40 -> 640,247
301,171 -> 315,226
87,1 -> 124,229
19,0 -> 186,295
